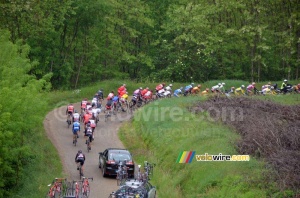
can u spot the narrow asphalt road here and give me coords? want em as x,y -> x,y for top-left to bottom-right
44,102 -> 133,198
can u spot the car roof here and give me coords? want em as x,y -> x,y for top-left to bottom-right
106,148 -> 130,152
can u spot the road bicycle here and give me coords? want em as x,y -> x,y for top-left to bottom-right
73,181 -> 81,198
73,131 -> 79,146
104,107 -> 112,122
81,177 -> 93,198
78,163 -> 84,179
112,101 -> 121,115
86,136 -> 91,152
120,99 -> 129,112
116,161 -> 129,186
67,113 -> 72,128
46,178 -> 66,198
143,161 -> 155,182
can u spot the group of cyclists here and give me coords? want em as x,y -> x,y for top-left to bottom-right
66,92 -> 104,176
68,79 -> 300,177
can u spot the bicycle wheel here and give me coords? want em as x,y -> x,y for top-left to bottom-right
82,185 -> 90,198
87,138 -> 90,152
73,134 -> 77,146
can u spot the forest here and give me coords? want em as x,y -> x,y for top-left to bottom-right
0,0 -> 299,89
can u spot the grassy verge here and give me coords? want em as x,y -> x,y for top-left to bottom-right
119,95 -> 297,197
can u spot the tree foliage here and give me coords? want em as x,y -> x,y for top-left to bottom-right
1,0 -> 299,87
0,30 -> 50,197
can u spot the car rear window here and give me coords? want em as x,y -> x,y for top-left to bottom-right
109,151 -> 131,161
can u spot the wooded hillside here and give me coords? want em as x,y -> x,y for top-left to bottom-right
1,0 -> 299,88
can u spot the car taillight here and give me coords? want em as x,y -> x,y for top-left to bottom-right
126,161 -> 134,165
107,160 -> 115,164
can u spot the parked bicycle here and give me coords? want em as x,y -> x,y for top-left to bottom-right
81,177 -> 93,198
46,178 -> 67,198
116,161 -> 129,186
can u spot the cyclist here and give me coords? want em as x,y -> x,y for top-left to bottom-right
97,89 -> 104,102
66,103 -> 74,122
72,120 -> 80,144
184,83 -> 194,96
219,82 -> 226,93
211,83 -> 221,93
107,91 -> 114,100
157,88 -> 165,98
120,92 -> 129,112
112,95 -> 119,110
83,112 -> 92,129
141,87 -> 149,97
88,118 -> 96,137
92,106 -> 100,122
295,83 -> 300,93
155,83 -> 165,93
73,110 -> 80,122
262,82 -> 271,90
84,123 -> 93,148
118,84 -> 126,96
81,98 -> 88,112
201,88 -> 209,95
75,150 -> 85,176
173,88 -> 182,97
281,79 -> 288,93
91,94 -> 98,107
235,85 -> 245,95
225,86 -> 235,96
105,97 -> 113,115
247,82 -> 256,95
144,90 -> 153,101
261,85 -> 272,95
165,84 -> 173,92
191,84 -> 201,94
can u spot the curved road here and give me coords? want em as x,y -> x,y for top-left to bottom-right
44,102 -> 133,197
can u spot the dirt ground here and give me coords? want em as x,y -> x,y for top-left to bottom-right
44,102 -> 133,197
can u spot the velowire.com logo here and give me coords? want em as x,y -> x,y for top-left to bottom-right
177,151 -> 250,163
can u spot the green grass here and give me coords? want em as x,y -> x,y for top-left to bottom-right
119,95 -> 297,197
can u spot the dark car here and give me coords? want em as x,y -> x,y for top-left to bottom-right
109,179 -> 156,198
99,148 -> 135,178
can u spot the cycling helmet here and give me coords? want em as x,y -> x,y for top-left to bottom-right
162,83 -> 166,86
284,79 -> 288,82
86,123 -> 91,127
75,110 -> 77,113
252,82 -> 256,85
205,88 -> 209,91
169,84 -> 173,87
123,84 -> 126,86
270,86 -> 274,89
191,83 -> 195,86
146,87 -> 149,90
268,82 -> 271,85
231,87 -> 235,90
241,85 -> 245,88
218,83 -> 221,86
139,87 -> 143,90
198,84 -> 201,88
126,92 -> 128,94
78,150 -> 82,153
222,82 -> 225,85
298,84 -> 300,87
